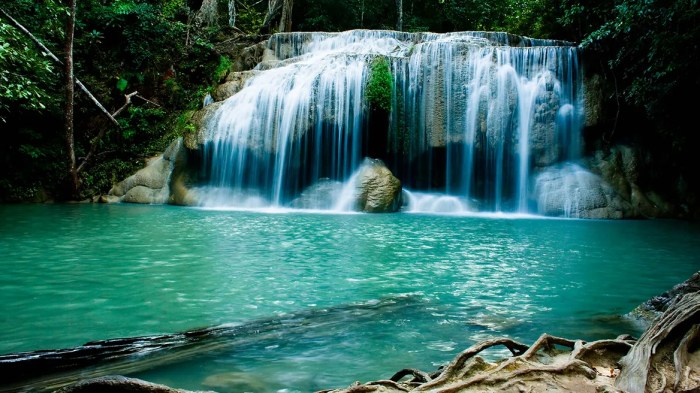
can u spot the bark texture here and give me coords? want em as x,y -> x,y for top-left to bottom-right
319,334 -> 635,392
616,291 -> 700,393
319,273 -> 700,393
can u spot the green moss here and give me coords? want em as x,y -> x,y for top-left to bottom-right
214,55 -> 232,83
366,56 -> 393,112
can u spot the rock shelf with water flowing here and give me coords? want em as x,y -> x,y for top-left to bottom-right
109,30 -> 663,218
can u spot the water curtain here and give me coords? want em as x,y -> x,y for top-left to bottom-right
201,30 -> 583,213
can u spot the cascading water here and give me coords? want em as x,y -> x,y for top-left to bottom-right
199,30 -> 583,213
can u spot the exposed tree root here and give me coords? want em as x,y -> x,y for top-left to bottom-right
322,274 -> 700,393
615,291 -> 700,393
322,334 -> 633,393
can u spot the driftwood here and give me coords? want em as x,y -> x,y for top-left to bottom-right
320,334 -> 635,393
321,278 -> 700,393
615,291 -> 700,393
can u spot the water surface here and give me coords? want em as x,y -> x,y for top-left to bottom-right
0,204 -> 698,392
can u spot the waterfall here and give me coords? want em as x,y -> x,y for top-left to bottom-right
200,30 -> 583,213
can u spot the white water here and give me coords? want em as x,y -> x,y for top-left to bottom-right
201,30 -> 584,214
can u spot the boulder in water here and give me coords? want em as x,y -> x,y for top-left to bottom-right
533,164 -> 630,218
108,139 -> 184,204
353,158 -> 402,213
289,178 -> 343,210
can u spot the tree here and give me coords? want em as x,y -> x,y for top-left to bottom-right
553,0 -> 700,203
0,6 -> 59,123
279,0 -> 294,32
64,0 -> 79,197
396,0 -> 403,31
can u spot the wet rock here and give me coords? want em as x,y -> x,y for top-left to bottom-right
588,144 -> 677,218
529,72 -> 561,167
212,71 -> 259,101
54,375 -> 215,393
354,158 -> 402,213
583,73 -> 604,128
289,179 -> 343,210
532,164 -> 629,218
627,271 -> 700,327
108,139 -> 185,204
190,102 -> 224,148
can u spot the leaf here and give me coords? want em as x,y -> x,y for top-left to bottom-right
116,78 -> 128,92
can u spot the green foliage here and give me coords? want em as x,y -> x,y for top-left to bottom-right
115,78 -> 128,92
559,0 -> 700,194
213,55 -> 232,82
118,106 -> 168,144
236,0 -> 266,32
174,111 -> 197,139
0,21 -> 55,122
366,57 -> 393,112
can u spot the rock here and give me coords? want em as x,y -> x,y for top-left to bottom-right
189,102 -> 224,149
588,144 -> 677,218
108,139 -> 185,204
53,375 -> 215,393
202,371 -> 267,391
289,178 -> 344,210
99,194 -> 121,204
627,271 -> 700,327
529,72 -> 561,167
583,73 -> 604,128
532,164 -> 629,218
353,158 -> 402,213
211,71 -> 259,102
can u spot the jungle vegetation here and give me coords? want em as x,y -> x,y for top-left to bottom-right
0,0 -> 697,204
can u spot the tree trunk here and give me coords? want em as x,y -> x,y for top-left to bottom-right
228,0 -> 236,27
65,0 -> 79,198
262,0 -> 282,31
279,0 -> 293,32
395,0 -> 403,31
360,0 -> 365,27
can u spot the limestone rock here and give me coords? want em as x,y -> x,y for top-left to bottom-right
190,102 -> 224,148
212,71 -> 259,101
108,139 -> 184,204
289,179 -> 343,210
353,158 -> 402,213
583,73 -> 604,128
533,164 -> 629,219
589,144 -> 676,218
529,72 -> 561,167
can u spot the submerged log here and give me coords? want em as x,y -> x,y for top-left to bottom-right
54,375 -> 214,393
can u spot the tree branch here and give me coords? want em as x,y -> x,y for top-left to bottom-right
76,92 -> 138,174
0,7 -> 119,126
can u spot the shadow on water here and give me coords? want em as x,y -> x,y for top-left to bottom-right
0,294 -> 426,392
